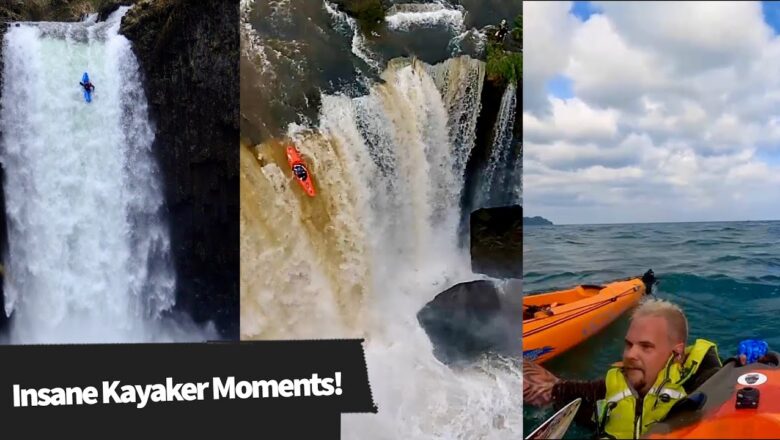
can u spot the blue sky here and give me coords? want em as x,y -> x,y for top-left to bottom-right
569,1 -> 602,22
545,74 -> 574,100
524,2 -> 780,224
763,1 -> 780,33
572,1 -> 780,32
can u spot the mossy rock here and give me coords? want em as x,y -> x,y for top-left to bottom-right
331,0 -> 386,33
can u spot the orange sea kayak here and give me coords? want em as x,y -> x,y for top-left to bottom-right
523,270 -> 655,364
285,145 -> 316,197
645,355 -> 780,439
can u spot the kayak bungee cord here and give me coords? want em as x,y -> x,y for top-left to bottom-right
523,287 -> 640,338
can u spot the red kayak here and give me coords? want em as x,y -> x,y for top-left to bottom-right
285,145 -> 316,197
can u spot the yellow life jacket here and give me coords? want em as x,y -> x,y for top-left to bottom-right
593,339 -> 720,439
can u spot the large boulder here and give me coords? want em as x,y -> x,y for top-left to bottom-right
470,205 -> 522,279
417,279 -> 520,364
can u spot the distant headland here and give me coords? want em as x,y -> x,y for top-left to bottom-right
523,216 -> 553,226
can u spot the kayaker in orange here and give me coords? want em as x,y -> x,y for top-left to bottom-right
524,298 -> 725,439
285,145 -> 316,197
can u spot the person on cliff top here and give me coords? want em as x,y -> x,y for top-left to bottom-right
495,19 -> 508,41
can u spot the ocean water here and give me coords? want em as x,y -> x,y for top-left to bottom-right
523,221 -> 780,438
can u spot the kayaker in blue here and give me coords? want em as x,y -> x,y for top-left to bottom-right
79,72 -> 95,103
523,298 -> 770,439
79,78 -> 95,94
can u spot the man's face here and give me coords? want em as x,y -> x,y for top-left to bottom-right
622,315 -> 681,395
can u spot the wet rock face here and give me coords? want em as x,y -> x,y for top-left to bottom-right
460,77 -> 505,213
417,279 -> 518,364
0,165 -> 7,333
470,205 -> 522,279
97,0 -> 137,22
120,0 -> 239,339
458,77 -> 521,244
329,0 -> 387,32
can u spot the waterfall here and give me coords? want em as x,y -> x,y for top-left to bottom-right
240,55 -> 522,438
0,8 -> 214,343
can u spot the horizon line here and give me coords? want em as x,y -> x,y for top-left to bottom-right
534,218 -> 780,226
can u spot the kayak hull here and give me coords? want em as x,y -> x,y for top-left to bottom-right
523,275 -> 649,363
285,145 -> 316,197
82,72 -> 92,103
646,358 -> 780,439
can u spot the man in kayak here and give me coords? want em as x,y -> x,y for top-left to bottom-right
292,164 -> 308,181
524,298 -> 724,439
80,79 -> 95,94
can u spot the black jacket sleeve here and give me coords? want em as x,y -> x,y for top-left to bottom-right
684,346 -> 723,393
551,379 -> 607,430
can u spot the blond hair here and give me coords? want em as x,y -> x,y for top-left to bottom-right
631,298 -> 688,344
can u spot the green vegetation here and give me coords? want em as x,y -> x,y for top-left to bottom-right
484,13 -> 521,84
486,42 -> 521,85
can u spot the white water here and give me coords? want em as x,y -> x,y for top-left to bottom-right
477,82 -> 519,208
0,9 -> 217,343
448,28 -> 487,57
241,55 -> 523,438
324,1 -> 382,72
240,0 -> 272,76
386,3 -> 466,33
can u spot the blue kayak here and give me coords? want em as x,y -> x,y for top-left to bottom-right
81,72 -> 92,103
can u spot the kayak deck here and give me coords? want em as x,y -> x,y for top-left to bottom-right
523,271 -> 653,363
523,285 -> 604,319
646,355 -> 780,439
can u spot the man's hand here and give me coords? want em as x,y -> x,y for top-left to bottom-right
739,353 -> 779,366
523,359 -> 561,407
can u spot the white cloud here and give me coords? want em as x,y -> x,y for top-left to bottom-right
594,1 -> 771,74
522,1 -> 581,113
523,97 -> 619,142
566,15 -> 664,108
524,2 -> 780,224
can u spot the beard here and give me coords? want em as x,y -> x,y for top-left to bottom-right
624,366 -> 645,390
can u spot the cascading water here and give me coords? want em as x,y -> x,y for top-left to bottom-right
0,8 -> 216,343
241,52 -> 523,437
476,82 -> 519,208
385,3 -> 466,32
324,1 -> 381,72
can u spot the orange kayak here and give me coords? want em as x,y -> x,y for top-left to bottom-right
523,270 -> 655,364
645,355 -> 780,439
285,145 -> 316,197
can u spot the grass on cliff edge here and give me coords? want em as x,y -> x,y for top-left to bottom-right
512,14 -> 521,43
486,42 -> 521,85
